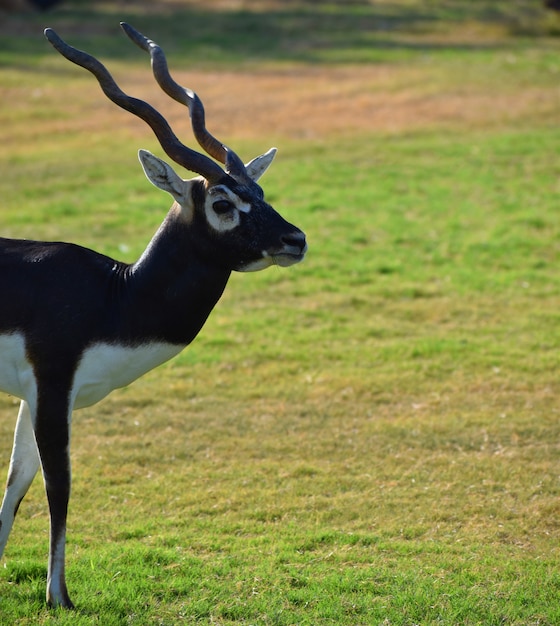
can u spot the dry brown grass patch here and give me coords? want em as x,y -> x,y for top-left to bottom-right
5,63 -> 558,158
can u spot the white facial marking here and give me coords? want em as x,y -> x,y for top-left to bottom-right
237,255 -> 274,272
205,185 -> 251,233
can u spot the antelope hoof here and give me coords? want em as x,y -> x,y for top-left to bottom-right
47,591 -> 75,610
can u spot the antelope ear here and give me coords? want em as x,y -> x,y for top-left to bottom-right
245,147 -> 277,182
138,150 -> 194,209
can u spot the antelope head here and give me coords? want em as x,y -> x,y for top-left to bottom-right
44,23 -> 307,273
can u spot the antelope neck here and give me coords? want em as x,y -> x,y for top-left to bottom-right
123,218 -> 232,347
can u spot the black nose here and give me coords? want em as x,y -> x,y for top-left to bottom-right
281,230 -> 307,252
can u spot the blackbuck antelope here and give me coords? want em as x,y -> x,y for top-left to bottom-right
0,23 -> 306,608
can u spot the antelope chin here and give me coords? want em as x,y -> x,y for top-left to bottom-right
235,256 -> 274,272
236,247 -> 306,272
273,252 -> 306,267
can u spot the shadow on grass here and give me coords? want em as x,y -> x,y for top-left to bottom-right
0,0 -> 549,70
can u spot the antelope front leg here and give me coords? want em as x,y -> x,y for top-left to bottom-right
34,390 -> 74,609
0,401 -> 41,557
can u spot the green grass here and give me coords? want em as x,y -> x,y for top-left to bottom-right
1,1 -> 560,624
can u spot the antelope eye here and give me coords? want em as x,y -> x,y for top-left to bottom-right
213,199 -> 235,215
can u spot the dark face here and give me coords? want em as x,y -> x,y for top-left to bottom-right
138,149 -> 307,273
196,179 -> 307,272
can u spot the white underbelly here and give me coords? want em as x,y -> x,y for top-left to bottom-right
72,341 -> 183,409
0,332 -> 182,411
0,332 -> 37,408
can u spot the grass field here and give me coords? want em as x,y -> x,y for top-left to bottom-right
1,1 -> 560,624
